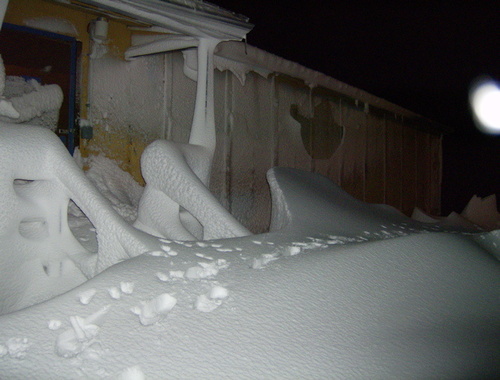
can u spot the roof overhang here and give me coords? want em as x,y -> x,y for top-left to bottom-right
57,0 -> 253,40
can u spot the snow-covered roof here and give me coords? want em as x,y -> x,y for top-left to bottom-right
62,0 -> 253,40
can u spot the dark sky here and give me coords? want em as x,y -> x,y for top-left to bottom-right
215,0 -> 499,214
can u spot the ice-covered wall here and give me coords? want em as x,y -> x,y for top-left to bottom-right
85,52 -> 166,179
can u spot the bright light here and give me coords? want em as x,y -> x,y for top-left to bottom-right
470,78 -> 500,134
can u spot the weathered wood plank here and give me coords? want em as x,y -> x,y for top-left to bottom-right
415,129 -> 432,213
401,125 -> 417,216
429,134 -> 442,215
339,101 -> 366,201
385,116 -> 403,210
364,112 -> 386,204
228,72 -> 274,233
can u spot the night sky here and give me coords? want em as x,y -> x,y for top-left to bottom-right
214,0 -> 499,214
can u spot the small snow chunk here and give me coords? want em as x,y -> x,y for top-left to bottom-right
159,238 -> 172,244
195,294 -> 220,313
196,242 -> 209,248
161,244 -> 172,252
56,319 -> 99,358
136,293 -> 177,326
55,306 -> 109,358
108,287 -> 121,300
169,270 -> 185,279
130,306 -> 141,316
185,266 -> 206,280
216,259 -> 228,267
156,272 -> 169,282
6,338 -> 31,359
149,250 -> 166,257
216,247 -> 233,252
48,320 -> 62,330
252,240 -> 263,245
286,246 -> 302,256
117,365 -> 146,380
209,286 -> 228,300
252,253 -> 280,269
186,260 -> 228,279
167,250 -> 178,256
120,282 -> 135,294
210,243 -> 222,248
78,288 -> 97,305
154,293 -> 177,313
196,253 -> 213,260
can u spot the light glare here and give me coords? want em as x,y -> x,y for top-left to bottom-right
470,78 -> 500,134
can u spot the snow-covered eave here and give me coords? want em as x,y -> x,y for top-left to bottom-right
0,1 -> 8,29
64,0 -> 253,40
216,41 -> 452,135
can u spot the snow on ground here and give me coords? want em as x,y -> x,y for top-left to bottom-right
0,150 -> 499,378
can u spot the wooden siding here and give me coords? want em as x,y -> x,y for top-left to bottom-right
209,72 -> 442,232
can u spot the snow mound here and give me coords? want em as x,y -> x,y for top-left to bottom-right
0,123 -> 498,377
85,155 -> 144,223
0,55 -> 63,130
461,194 -> 500,231
134,140 -> 250,240
412,194 -> 500,232
0,165 -> 498,378
0,123 -> 160,314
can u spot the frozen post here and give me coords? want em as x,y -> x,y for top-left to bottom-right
135,38 -> 250,240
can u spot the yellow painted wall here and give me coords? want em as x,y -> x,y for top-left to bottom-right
4,0 -> 147,183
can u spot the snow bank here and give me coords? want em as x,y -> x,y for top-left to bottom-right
412,194 -> 500,232
0,123 -> 160,314
0,154 -> 498,377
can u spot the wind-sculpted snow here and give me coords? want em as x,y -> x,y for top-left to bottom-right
0,160 -> 499,377
133,38 -> 251,241
134,140 -> 250,240
0,123 -> 160,314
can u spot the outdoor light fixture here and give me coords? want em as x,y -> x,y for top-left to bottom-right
470,77 -> 500,134
89,16 -> 108,44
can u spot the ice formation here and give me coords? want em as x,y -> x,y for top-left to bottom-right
0,123 -> 160,314
134,38 -> 250,240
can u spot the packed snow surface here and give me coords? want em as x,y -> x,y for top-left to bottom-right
0,126 -> 499,378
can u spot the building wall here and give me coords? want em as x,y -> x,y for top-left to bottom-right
209,71 -> 442,232
4,0 -> 442,234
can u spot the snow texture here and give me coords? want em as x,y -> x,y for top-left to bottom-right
24,17 -> 79,36
134,39 -> 250,241
0,123 -> 160,314
0,155 -> 498,378
412,194 -> 500,232
0,55 -> 64,130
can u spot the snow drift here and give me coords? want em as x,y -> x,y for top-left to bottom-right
0,124 -> 499,378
